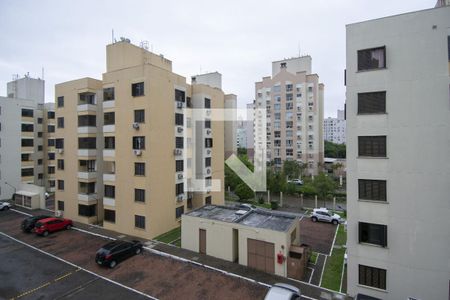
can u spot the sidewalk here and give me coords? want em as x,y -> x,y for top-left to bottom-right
12,206 -> 351,300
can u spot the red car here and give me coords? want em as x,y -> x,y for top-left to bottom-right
34,217 -> 73,236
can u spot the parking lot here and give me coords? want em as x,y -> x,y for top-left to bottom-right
299,217 -> 338,255
0,210 -> 267,300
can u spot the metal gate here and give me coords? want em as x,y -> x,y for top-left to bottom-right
247,238 -> 275,274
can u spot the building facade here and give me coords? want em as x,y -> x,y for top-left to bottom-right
255,56 -> 324,174
0,76 -> 55,201
346,5 -> 450,300
324,109 -> 345,144
55,40 -> 228,239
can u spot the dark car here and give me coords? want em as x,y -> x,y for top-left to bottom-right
21,215 -> 51,233
95,240 -> 143,268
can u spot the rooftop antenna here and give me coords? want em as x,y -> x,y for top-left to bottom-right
298,41 -> 301,57
112,29 -> 114,44
42,67 -> 44,80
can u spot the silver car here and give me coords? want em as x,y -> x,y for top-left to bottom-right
264,283 -> 301,300
0,201 -> 12,211
311,208 -> 342,225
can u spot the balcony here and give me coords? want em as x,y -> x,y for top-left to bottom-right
77,126 -> 97,134
78,171 -> 97,180
103,100 -> 115,109
77,104 -> 97,112
103,149 -> 115,158
21,160 -> 34,168
21,176 -> 34,183
103,125 -> 115,133
78,149 -> 97,157
103,197 -> 115,207
78,193 -> 97,202
103,173 -> 115,182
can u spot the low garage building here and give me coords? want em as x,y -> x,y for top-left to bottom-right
181,205 -> 309,279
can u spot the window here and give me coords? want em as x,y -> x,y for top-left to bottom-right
48,166 -> 55,174
103,87 -> 115,101
78,115 -> 96,127
79,160 -> 96,172
104,209 -> 116,222
48,153 -> 55,160
21,124 -> 34,132
358,46 -> 386,71
47,125 -> 55,133
135,189 -> 145,202
175,137 -> 184,149
205,119 -> 211,129
57,180 -> 64,190
47,111 -> 55,119
38,145 -> 43,151
175,89 -> 185,102
175,183 -> 184,195
358,91 -> 386,114
55,138 -> 64,149
358,136 -> 386,157
21,139 -> 33,147
175,113 -> 183,126
57,117 -> 64,128
135,215 -> 145,229
57,201 -> 64,211
134,109 -> 145,123
205,196 -> 212,205
205,157 -> 211,167
21,168 -> 34,176
175,206 -> 184,219
132,82 -> 144,97
104,185 -> 115,198
176,160 -> 184,172
132,136 -> 145,150
359,222 -> 387,247
78,137 -> 96,149
22,109 -> 34,117
104,112 -> 115,125
104,137 -> 115,149
57,159 -> 64,170
358,179 -> 386,201
37,117 -> 43,124
57,96 -> 64,107
78,204 -> 96,217
205,176 -> 212,187
21,154 -> 31,161
135,162 -> 145,176
359,265 -> 386,290
205,138 -> 213,148
274,131 -> 281,138
37,159 -> 42,165
204,98 -> 211,109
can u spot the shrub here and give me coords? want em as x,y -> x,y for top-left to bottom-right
258,195 -> 265,204
235,183 -> 254,200
270,201 -> 279,210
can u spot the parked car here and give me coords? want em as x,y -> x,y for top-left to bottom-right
34,217 -> 73,236
235,203 -> 257,211
95,240 -> 143,268
311,208 -> 342,225
287,179 -> 304,186
21,215 -> 51,233
264,283 -> 301,300
0,201 -> 12,211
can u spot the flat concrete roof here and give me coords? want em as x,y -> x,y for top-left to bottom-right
186,205 -> 298,232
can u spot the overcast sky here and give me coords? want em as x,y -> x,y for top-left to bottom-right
0,0 -> 435,117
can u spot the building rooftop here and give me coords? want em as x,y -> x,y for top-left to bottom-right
186,205 -> 298,232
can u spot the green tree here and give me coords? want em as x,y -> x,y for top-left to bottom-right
235,183 -> 254,201
283,160 -> 301,179
267,169 -> 287,193
324,141 -> 346,158
224,154 -> 254,191
311,172 -> 337,200
237,147 -> 247,156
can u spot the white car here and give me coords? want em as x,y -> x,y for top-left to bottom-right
235,203 -> 256,211
0,201 -> 12,211
287,179 -> 303,185
311,208 -> 342,225
264,283 -> 301,300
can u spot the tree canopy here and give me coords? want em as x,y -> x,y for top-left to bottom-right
324,141 -> 346,158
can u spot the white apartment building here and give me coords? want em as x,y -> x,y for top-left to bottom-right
0,75 -> 55,201
255,56 -> 324,174
346,4 -> 450,300
324,109 -> 345,144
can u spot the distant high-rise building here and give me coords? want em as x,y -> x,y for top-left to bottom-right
324,109 -> 345,144
346,5 -> 450,300
255,56 -> 324,174
55,40 -> 230,239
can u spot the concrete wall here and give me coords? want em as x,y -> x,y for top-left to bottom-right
7,76 -> 44,105
346,6 -> 450,300
224,94 -> 237,158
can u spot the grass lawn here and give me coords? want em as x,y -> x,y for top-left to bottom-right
154,226 -> 181,245
320,224 -> 346,291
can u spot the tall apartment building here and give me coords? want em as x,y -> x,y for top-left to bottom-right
0,76 -> 55,200
346,4 -> 450,299
55,40 -> 228,239
324,109 -> 346,144
255,56 -> 324,174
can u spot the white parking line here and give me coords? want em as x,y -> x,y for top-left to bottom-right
328,224 -> 339,256
0,231 -> 158,300
318,254 -> 327,287
307,267 -> 315,284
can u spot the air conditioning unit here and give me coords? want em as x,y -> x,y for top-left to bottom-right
206,109 -> 211,116
176,102 -> 183,109
206,149 -> 211,155
173,149 -> 182,156
206,129 -> 211,135
206,168 -> 211,174
55,210 -> 63,217
57,149 -> 64,154
132,122 -> 140,129
134,149 -> 142,156
177,173 -> 183,180
177,127 -> 183,133
176,194 -> 184,202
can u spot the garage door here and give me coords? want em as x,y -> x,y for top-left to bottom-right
247,238 -> 274,274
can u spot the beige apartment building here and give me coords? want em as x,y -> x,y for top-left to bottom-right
55,40 -> 229,239
255,56 -> 324,175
